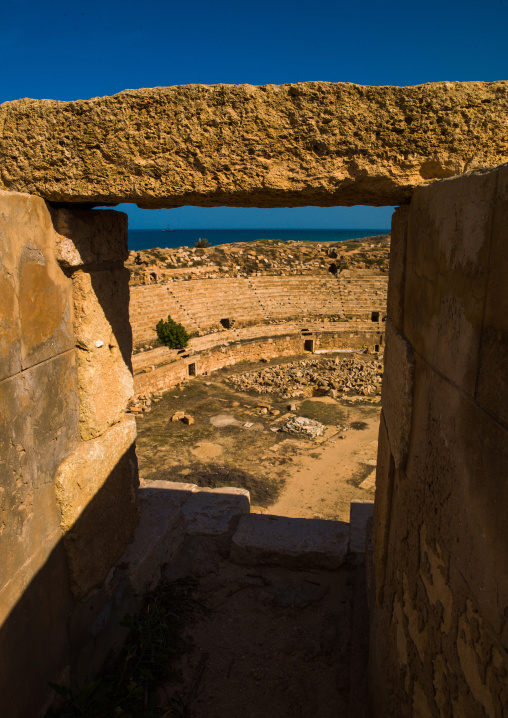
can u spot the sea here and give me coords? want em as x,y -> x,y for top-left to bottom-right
128,228 -> 390,252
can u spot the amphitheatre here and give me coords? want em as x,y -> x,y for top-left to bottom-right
1,81 -> 508,717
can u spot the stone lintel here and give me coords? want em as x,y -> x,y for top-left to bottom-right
1,82 -> 507,208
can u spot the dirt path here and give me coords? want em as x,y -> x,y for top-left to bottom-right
135,355 -> 379,521
160,559 -> 358,718
269,397 -> 378,520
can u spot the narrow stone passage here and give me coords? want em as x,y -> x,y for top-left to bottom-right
159,557 -> 368,718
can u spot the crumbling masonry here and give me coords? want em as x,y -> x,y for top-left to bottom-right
0,81 -> 507,717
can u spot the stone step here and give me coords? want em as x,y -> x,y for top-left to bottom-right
230,514 -> 349,570
116,481 -> 250,595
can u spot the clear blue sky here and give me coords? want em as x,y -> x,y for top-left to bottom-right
1,0 -> 506,229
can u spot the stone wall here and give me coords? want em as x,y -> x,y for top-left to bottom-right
1,82 -> 507,208
369,164 -> 508,716
0,192 -> 139,717
133,323 -> 384,396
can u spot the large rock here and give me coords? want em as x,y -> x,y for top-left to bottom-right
1,82 -> 507,207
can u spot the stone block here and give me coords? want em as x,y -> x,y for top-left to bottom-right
1,82 -> 507,207
230,514 -> 349,569
182,487 -> 250,537
386,206 -> 409,331
0,352 -> 79,603
0,540 -> 74,718
0,190 -> 74,379
404,168 -> 496,396
407,357 -> 508,648
54,417 -> 139,598
476,163 -> 508,424
52,207 -> 129,267
349,499 -> 375,554
381,320 -> 415,469
72,268 -> 133,439
117,481 -> 195,595
372,412 -> 395,606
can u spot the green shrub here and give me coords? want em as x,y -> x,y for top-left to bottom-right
156,316 -> 191,349
194,237 -> 209,248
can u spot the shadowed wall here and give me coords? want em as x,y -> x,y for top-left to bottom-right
370,164 -> 508,717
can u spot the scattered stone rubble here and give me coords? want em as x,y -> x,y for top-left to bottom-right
227,357 -> 383,398
280,416 -> 325,438
127,391 -> 164,414
127,236 -> 390,285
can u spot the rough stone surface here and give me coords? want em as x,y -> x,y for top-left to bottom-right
117,482 -> 194,595
475,163 -> 508,425
386,206 -> 409,332
280,415 -> 325,438
0,190 -> 74,381
72,268 -> 133,439
0,352 -> 79,621
1,82 -> 507,207
54,417 -> 139,598
404,167 -> 498,397
381,320 -> 415,469
349,500 -> 375,554
182,487 -> 250,537
52,207 -> 129,268
370,165 -> 508,718
0,189 -> 79,718
230,514 -> 349,569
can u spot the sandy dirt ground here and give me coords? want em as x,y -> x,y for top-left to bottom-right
135,354 -> 379,522
158,559 -> 363,718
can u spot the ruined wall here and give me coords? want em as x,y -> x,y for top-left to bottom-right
133,324 -> 383,396
0,193 -> 139,717
1,82 -> 507,208
370,164 -> 508,716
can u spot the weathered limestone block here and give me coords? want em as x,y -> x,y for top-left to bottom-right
230,514 -> 349,569
408,358 -> 508,648
0,190 -> 74,380
404,166 -> 498,397
72,268 -> 133,439
182,487 -> 250,537
349,499 -> 374,554
54,417 -> 139,598
476,163 -> 508,424
1,82 -> 507,207
0,351 -> 79,621
53,207 -> 129,268
381,320 -> 415,469
372,412 -> 395,606
118,481 -> 196,595
386,205 -> 409,331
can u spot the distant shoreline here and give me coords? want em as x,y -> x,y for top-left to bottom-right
128,228 -> 390,252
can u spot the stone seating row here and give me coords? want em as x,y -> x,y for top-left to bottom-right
129,274 -> 388,345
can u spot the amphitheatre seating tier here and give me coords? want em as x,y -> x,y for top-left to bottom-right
130,272 -> 388,347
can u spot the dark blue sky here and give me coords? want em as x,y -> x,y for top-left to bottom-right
2,0 -> 506,228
